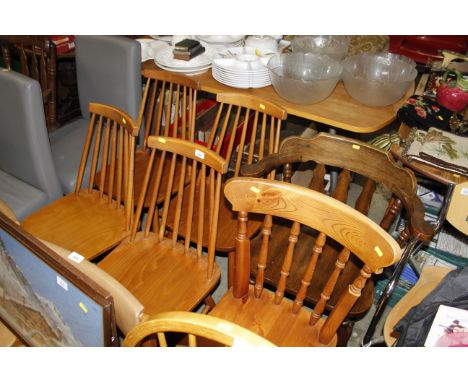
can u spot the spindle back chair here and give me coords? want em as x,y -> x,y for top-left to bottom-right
123,311 -> 275,347
209,177 -> 401,346
166,93 -> 287,283
239,134 -> 434,337
98,136 -> 227,315
131,69 -> 200,207
22,103 -> 138,260
0,35 -> 57,131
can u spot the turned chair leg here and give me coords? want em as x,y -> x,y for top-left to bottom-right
228,250 -> 235,289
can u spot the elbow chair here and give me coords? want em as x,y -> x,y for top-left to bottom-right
207,177 -> 402,346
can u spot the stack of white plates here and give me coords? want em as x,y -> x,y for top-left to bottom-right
195,35 -> 245,48
212,47 -> 272,89
154,43 -> 217,75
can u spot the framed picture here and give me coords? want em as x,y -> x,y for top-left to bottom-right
0,211 -> 118,346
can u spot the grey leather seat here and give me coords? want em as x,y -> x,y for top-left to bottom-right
0,70 -> 62,221
49,36 -> 142,194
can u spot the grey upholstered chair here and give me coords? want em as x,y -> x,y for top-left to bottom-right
0,70 -> 62,221
48,35 -> 142,194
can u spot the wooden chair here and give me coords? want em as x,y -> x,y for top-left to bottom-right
166,93 -> 287,284
126,69 -> 201,208
207,177 -> 402,346
0,35 -> 57,131
238,134 -> 434,339
22,103 -> 138,260
98,136 -> 227,315
123,311 -> 275,347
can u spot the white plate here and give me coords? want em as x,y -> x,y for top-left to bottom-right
154,44 -> 216,69
196,35 -> 245,44
156,62 -> 211,74
137,39 -> 168,62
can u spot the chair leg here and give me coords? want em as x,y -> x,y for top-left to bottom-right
337,320 -> 354,347
201,295 -> 216,314
228,250 -> 235,289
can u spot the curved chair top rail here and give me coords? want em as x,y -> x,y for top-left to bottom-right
224,177 -> 402,272
123,311 -> 276,347
241,133 -> 434,240
216,93 -> 288,120
141,68 -> 201,90
147,136 -> 228,174
88,102 -> 139,137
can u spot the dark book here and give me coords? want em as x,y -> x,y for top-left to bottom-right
173,38 -> 200,52
173,45 -> 205,61
173,42 -> 204,56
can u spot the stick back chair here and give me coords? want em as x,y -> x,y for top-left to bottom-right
238,133 -> 434,341
22,103 -> 138,260
0,35 -> 57,131
165,93 -> 287,284
128,69 -> 200,208
123,311 -> 275,347
98,136 -> 227,315
208,177 -> 402,346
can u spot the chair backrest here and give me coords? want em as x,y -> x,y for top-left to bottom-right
131,136 -> 227,277
224,177 -> 401,345
74,102 -> 139,231
241,133 -> 435,243
0,35 -> 57,130
139,69 -> 200,150
0,70 -> 62,202
123,311 -> 275,347
208,93 -> 287,178
75,36 -> 141,122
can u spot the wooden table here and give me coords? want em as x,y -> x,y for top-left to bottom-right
142,61 -> 414,134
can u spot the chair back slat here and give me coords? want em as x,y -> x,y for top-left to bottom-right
274,221 -> 300,305
98,119 -> 112,198
87,115 -> 104,193
318,265 -> 372,345
292,232 -> 326,313
159,151 -> 179,240
107,122 -> 118,204
253,215 -> 272,298
354,178 -> 376,216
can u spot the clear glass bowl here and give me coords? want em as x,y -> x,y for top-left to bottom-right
291,36 -> 350,61
267,53 -> 342,104
342,53 -> 418,107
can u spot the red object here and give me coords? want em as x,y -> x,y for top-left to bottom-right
389,35 -> 468,64
436,70 -> 468,112
51,35 -> 76,54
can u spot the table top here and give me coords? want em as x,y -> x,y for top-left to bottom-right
141,61 -> 413,134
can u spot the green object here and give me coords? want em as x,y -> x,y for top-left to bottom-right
368,133 -> 400,151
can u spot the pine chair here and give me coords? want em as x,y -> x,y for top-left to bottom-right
209,177 -> 402,346
99,69 -> 201,209
166,93 -> 287,285
98,136 -> 227,315
22,103 -> 138,260
123,311 -> 275,347
239,133 -> 434,335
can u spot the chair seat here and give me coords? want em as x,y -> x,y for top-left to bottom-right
166,183 -> 263,252
49,118 -> 90,194
0,169 -> 48,221
250,220 -> 374,317
22,190 -> 129,260
209,285 -> 337,347
98,233 -> 221,315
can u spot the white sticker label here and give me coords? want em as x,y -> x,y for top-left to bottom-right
57,276 -> 68,291
68,251 -> 84,264
195,149 -> 205,160
461,188 -> 468,196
